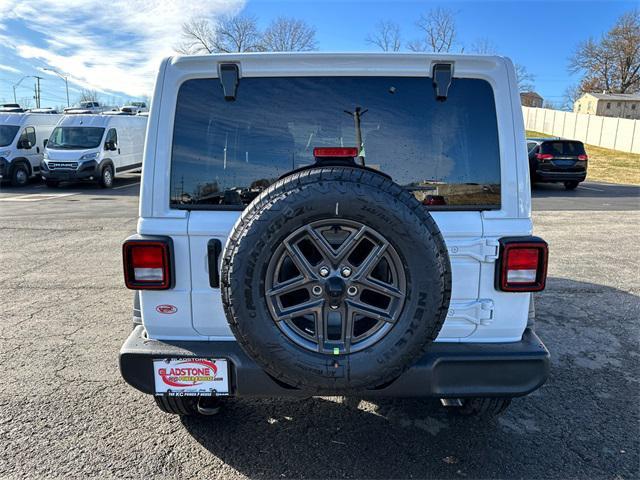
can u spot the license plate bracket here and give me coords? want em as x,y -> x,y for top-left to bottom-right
153,358 -> 229,396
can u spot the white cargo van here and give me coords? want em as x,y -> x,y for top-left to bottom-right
42,114 -> 147,188
0,112 -> 62,186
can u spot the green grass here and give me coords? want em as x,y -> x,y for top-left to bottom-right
526,130 -> 640,185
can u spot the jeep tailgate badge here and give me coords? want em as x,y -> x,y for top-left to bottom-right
432,63 -> 453,101
219,63 -> 239,101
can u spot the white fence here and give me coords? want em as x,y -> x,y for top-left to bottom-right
522,106 -> 640,154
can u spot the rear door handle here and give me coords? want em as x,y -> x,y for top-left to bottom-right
207,239 -> 222,288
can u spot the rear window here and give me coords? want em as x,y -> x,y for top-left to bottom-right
540,141 -> 585,156
170,76 -> 501,210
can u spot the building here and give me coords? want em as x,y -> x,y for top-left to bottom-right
520,91 -> 543,108
573,92 -> 640,119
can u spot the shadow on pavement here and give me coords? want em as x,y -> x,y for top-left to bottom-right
0,174 -> 141,197
532,181 -> 639,199
180,278 -> 639,479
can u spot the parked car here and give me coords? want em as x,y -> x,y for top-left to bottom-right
120,53 -> 550,419
527,137 -> 588,190
119,102 -> 148,115
41,114 -> 147,187
63,101 -> 114,114
0,103 -> 26,113
0,112 -> 62,186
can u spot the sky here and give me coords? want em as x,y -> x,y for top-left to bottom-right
0,0 -> 635,109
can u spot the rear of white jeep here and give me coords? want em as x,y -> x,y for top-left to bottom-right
120,53 -> 549,418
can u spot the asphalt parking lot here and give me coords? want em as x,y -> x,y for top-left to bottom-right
0,177 -> 638,479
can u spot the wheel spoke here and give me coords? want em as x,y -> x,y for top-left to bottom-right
266,276 -> 312,298
355,276 -> 405,300
350,242 -> 388,280
276,298 -> 324,322
346,299 -> 395,323
284,241 -> 318,280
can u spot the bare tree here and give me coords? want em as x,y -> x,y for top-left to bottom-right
562,84 -> 583,111
515,64 -> 536,92
408,7 -> 457,53
176,15 -> 263,54
366,21 -> 402,52
470,37 -> 498,55
262,17 -> 317,51
175,18 -> 216,54
570,10 -> 640,93
78,89 -> 99,103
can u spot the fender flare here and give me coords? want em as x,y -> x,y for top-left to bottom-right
98,158 -> 115,177
10,157 -> 32,177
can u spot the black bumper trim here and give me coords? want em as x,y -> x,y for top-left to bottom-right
535,170 -> 587,182
120,327 -> 549,398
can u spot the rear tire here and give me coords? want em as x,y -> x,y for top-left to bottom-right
153,395 -> 223,416
453,397 -> 512,418
10,163 -> 29,187
45,180 -> 59,188
99,164 -> 114,188
564,181 -> 579,190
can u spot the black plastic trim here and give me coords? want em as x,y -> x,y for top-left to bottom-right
120,327 -> 549,398
116,162 -> 142,173
207,239 -> 222,288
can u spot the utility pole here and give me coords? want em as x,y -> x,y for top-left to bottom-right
343,106 -> 368,166
33,76 -> 43,108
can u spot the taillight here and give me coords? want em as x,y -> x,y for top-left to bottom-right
578,154 -> 588,161
123,237 -> 173,290
535,153 -> 553,161
423,195 -> 446,206
496,237 -> 548,292
313,147 -> 358,158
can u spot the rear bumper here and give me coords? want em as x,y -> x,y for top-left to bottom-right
120,326 -> 550,398
535,169 -> 587,182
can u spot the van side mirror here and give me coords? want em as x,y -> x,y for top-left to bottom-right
17,139 -> 32,149
43,139 -> 48,148
105,141 -> 116,151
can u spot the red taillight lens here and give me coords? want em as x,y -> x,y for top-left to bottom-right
123,238 -> 173,290
423,195 -> 447,206
535,153 -> 553,160
313,147 -> 358,158
578,154 -> 588,161
496,238 -> 548,292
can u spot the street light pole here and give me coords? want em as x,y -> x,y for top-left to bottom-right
12,76 -> 32,105
43,68 -> 70,107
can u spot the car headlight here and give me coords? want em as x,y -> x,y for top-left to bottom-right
80,152 -> 99,161
43,151 -> 49,160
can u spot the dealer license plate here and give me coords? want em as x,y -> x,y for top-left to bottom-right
153,358 -> 229,396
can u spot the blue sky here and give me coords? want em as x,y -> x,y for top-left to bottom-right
0,0 -> 635,109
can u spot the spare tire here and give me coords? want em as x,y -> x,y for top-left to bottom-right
221,167 -> 451,393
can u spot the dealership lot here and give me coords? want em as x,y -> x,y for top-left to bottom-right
0,178 -> 638,479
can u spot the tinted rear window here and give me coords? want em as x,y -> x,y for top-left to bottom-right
540,141 -> 585,156
170,76 -> 501,210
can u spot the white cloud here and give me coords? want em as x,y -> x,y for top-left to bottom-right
0,0 -> 245,97
0,64 -> 20,74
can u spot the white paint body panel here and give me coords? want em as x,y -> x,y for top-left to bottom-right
136,53 -> 533,344
0,113 -> 63,177
43,114 -> 147,176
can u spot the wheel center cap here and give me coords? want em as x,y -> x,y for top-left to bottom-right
325,276 -> 346,301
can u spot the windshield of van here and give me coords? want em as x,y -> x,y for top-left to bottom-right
170,76 -> 501,210
0,125 -> 19,147
48,127 -> 105,149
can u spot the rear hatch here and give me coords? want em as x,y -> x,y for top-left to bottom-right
139,54 -> 529,344
539,140 -> 587,171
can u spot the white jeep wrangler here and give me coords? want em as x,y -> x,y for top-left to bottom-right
120,53 -> 549,418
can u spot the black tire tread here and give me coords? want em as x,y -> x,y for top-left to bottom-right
457,397 -> 512,417
153,395 -> 198,415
